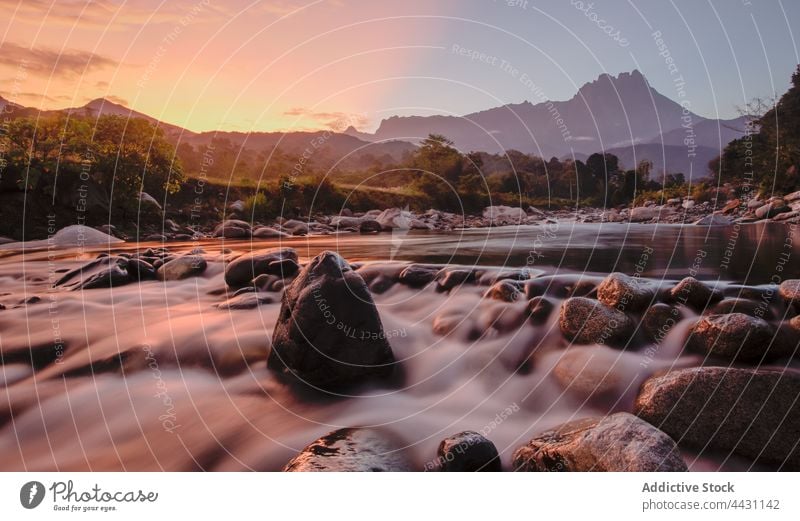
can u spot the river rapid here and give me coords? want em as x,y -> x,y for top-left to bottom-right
0,222 -> 798,471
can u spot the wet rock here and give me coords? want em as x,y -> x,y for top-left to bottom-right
597,272 -> 655,311
710,298 -> 769,319
552,347 -> 651,407
559,297 -> 634,345
216,293 -> 274,310
213,219 -> 251,238
359,219 -> 382,234
126,258 -> 156,281
434,431 -> 501,472
376,208 -> 412,230
436,268 -> 477,292
156,255 -> 207,281
268,251 -> 396,389
635,367 -> 800,467
670,277 -> 723,310
252,274 -> 283,292
484,280 -> 522,302
512,413 -> 686,471
641,303 -> 682,342
224,248 -> 299,287
398,264 -> 440,288
368,275 -> 394,294
252,226 -> 289,239
284,428 -> 412,471
688,313 -> 781,361
77,264 -> 130,290
527,296 -> 554,324
693,214 -> 732,226
779,280 -> 800,307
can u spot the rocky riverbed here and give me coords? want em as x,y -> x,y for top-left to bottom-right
0,232 -> 798,471
12,189 -> 795,245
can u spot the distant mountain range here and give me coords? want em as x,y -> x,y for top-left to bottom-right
1,70 -> 750,177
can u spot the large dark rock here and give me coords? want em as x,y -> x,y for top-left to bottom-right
77,264 -> 130,290
597,272 -> 655,311
267,251 -> 396,389
224,248 -> 298,287
434,431 -> 501,472
512,413 -> 686,471
559,297 -> 634,345
284,428 -> 412,471
641,303 -> 682,342
635,367 -> 800,467
670,276 -> 723,310
156,255 -> 207,281
527,296 -> 555,324
688,313 -> 782,361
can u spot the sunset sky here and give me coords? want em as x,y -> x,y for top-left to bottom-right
1,0 -> 797,133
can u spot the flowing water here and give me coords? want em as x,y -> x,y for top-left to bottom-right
0,222 -> 797,471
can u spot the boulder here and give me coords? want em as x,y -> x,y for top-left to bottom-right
434,431 -> 501,472
268,251 -> 396,389
224,248 -> 299,287
156,255 -> 207,281
126,258 -> 156,281
641,303 -> 682,342
527,296 -> 555,324
635,367 -> 800,467
213,219 -> 251,238
559,297 -> 634,346
597,272 -> 655,311
512,413 -> 686,471
779,280 -> 800,307
670,276 -> 723,310
629,206 -> 658,222
376,208 -> 413,230
77,264 -> 130,290
359,219 -> 383,234
330,216 -> 363,229
688,313 -> 781,362
755,202 -> 789,219
252,226 -> 289,239
280,219 -> 308,236
284,428 -> 412,471
484,280 -> 522,302
483,205 -> 526,226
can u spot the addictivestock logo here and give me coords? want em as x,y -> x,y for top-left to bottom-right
20,481 -> 45,509
16,479 -> 159,513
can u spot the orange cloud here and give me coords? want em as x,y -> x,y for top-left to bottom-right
0,42 -> 116,78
